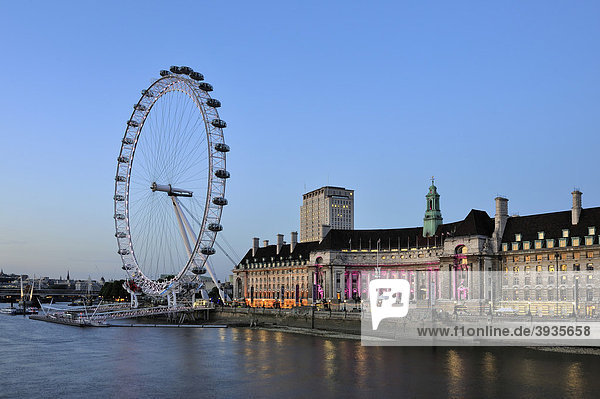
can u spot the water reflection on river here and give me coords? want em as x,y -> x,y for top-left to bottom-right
1,313 -> 599,398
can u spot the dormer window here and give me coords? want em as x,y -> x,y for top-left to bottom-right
559,238 -> 568,248
538,232 -> 545,240
562,229 -> 570,238
515,234 -> 522,242
547,239 -> 555,248
572,237 -> 580,247
502,243 -> 509,252
589,227 -> 596,236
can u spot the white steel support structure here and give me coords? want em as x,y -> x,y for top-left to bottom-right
113,67 -> 230,299
171,196 -> 224,302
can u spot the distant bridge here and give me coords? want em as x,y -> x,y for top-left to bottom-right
0,288 -> 99,298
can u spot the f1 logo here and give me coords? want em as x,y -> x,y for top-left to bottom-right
369,279 -> 410,330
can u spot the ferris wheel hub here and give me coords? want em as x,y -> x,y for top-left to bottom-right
150,182 -> 193,197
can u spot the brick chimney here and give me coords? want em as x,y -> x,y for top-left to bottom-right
320,224 -> 331,243
572,190 -> 582,225
290,231 -> 298,253
276,234 -> 284,254
252,237 -> 259,257
491,197 -> 508,252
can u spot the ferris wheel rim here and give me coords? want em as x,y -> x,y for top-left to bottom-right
113,70 -> 228,296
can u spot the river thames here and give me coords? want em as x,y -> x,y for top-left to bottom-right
2,307 -> 600,398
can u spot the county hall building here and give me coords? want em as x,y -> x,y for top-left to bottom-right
232,183 -> 600,316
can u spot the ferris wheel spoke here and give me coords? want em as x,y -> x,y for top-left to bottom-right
149,198 -> 178,277
172,114 -> 203,159
177,117 -> 204,151
170,103 -> 203,163
177,152 -> 208,175
164,92 -> 183,168
170,156 -> 209,186
171,139 -> 209,178
171,138 -> 209,174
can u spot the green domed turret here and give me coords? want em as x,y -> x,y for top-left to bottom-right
423,177 -> 443,237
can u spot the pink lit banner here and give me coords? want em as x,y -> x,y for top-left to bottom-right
360,270 -> 600,346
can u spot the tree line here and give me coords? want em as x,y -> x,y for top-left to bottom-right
98,280 -> 130,301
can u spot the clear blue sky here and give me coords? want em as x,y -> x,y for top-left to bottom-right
1,1 -> 599,281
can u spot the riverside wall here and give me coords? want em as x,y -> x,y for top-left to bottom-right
210,307 -> 361,335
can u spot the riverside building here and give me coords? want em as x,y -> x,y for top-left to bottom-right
233,182 -> 600,316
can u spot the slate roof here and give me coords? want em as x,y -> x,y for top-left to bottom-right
501,207 -> 600,243
235,207 -> 600,262
317,209 -> 494,251
453,209 -> 495,237
238,241 -> 320,265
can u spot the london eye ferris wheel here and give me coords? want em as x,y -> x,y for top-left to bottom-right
113,66 -> 229,298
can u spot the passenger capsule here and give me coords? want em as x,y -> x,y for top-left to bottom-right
122,138 -> 134,145
191,266 -> 207,275
114,213 -> 126,220
115,176 -> 127,182
141,89 -> 154,97
201,247 -> 216,256
159,70 -> 171,77
134,104 -> 147,111
115,232 -> 127,238
212,197 -> 228,206
198,82 -> 213,92
215,169 -> 230,179
118,156 -> 129,163
118,249 -> 130,255
114,195 -> 125,201
211,119 -> 227,128
190,71 -> 204,81
179,66 -> 192,75
127,120 -> 139,128
214,143 -> 230,152
208,223 -> 223,232
169,66 -> 181,74
206,98 -> 221,108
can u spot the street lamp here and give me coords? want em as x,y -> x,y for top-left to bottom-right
375,239 -> 381,279
574,275 -> 579,319
289,269 -> 293,303
555,252 -> 559,316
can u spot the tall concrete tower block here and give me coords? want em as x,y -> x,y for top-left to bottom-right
300,186 -> 354,242
423,178 -> 443,237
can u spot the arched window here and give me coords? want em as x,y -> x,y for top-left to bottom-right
455,245 -> 468,255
